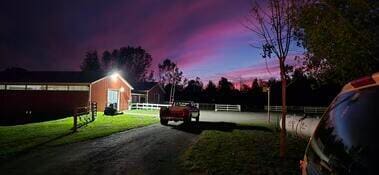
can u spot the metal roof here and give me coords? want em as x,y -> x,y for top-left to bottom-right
0,71 -> 106,84
132,82 -> 159,91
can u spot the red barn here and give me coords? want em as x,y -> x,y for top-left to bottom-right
0,71 -> 133,124
131,82 -> 166,104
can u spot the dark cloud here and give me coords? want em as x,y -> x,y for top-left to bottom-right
1,0 -> 297,81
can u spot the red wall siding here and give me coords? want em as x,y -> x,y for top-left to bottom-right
90,76 -> 131,111
0,91 -> 89,124
0,75 -> 132,124
148,85 -> 165,103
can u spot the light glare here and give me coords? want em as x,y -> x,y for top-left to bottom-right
111,72 -> 119,81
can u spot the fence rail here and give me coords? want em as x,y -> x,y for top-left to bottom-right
264,105 -> 283,112
131,103 -> 171,110
130,103 -> 325,114
215,104 -> 241,112
264,105 -> 327,114
303,107 -> 327,114
73,102 -> 97,132
198,103 -> 215,110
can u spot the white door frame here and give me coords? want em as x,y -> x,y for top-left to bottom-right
107,89 -> 120,111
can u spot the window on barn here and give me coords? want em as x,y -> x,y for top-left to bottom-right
26,85 -> 47,90
0,85 -> 5,90
6,85 -> 26,90
68,85 -> 89,91
47,85 -> 68,91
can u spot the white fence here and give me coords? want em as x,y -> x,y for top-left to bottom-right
131,103 -> 171,110
215,104 -> 241,112
131,103 -> 326,113
303,107 -> 327,114
264,105 -> 283,112
264,106 -> 327,114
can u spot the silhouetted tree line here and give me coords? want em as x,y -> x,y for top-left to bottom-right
163,68 -> 340,108
78,46 -> 340,107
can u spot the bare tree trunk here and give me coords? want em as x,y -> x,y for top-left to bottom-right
279,58 -> 287,158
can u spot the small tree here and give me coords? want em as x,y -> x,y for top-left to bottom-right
158,58 -> 183,103
246,0 -> 299,158
158,58 -> 183,86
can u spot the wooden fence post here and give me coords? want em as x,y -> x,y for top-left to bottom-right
91,102 -> 97,121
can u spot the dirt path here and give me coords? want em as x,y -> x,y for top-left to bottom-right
0,124 -> 199,175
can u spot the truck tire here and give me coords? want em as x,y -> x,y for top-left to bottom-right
160,119 -> 168,125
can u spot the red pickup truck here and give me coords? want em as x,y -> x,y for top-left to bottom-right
159,102 -> 200,125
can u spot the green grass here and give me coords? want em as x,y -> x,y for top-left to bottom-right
0,112 -> 158,159
182,124 -> 308,175
125,109 -> 159,115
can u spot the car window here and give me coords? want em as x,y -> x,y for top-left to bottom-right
307,86 -> 379,174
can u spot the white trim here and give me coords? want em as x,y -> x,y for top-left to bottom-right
0,82 -> 90,85
118,76 -> 134,90
91,76 -> 108,85
89,83 -> 92,103
107,88 -> 120,111
117,89 -> 121,111
91,75 -> 134,90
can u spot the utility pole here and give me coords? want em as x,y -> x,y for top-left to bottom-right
267,87 -> 271,123
169,71 -> 177,105
169,79 -> 176,105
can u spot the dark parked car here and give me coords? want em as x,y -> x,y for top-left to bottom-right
301,74 -> 379,175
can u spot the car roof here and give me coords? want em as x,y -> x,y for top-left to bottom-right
341,72 -> 379,93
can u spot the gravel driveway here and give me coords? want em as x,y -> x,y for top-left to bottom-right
0,111 -> 274,175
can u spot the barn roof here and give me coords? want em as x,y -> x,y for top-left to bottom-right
0,71 -> 106,84
132,82 -> 158,91
132,82 -> 165,93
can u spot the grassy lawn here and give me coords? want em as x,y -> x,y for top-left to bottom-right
0,112 -> 158,160
182,124 -> 308,175
125,109 -> 159,115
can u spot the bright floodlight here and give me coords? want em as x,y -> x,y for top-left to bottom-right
111,72 -> 119,81
120,87 -> 125,92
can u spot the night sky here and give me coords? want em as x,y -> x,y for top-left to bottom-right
0,0 -> 302,84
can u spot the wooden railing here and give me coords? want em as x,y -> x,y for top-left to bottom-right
73,102 -> 97,132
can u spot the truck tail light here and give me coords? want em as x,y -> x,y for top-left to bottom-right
350,76 -> 376,88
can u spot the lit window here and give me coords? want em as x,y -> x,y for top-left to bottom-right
26,85 -> 47,90
0,85 -> 5,90
6,85 -> 26,90
47,85 -> 68,91
68,85 -> 89,91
